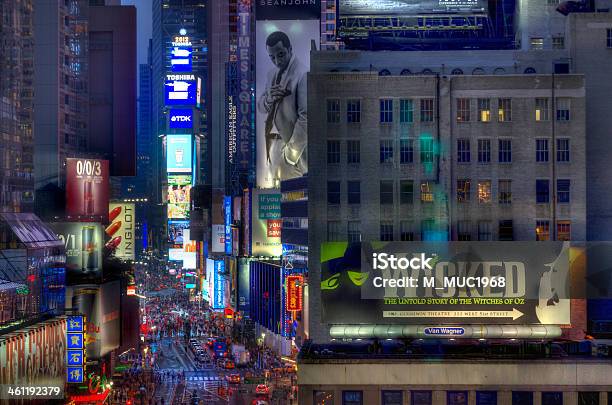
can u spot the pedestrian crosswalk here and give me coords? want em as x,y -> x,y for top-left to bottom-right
186,375 -> 222,382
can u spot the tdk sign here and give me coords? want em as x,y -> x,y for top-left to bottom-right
169,109 -> 193,129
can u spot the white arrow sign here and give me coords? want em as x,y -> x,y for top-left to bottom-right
383,308 -> 524,321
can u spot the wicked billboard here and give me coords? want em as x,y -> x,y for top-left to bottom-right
321,242 -> 575,326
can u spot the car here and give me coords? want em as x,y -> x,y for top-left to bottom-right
255,384 -> 270,396
251,400 -> 268,405
223,359 -> 235,369
226,373 -> 241,384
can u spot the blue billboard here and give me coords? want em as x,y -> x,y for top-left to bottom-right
164,74 -> 198,106
213,260 -> 225,310
169,109 -> 194,129
166,134 -> 192,173
224,196 -> 232,255
170,46 -> 193,72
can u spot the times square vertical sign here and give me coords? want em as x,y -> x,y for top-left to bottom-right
236,0 -> 253,174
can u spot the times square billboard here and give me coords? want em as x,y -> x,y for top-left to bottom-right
321,242 -> 578,326
65,158 -> 109,218
338,0 -> 488,16
50,222 -> 104,283
255,3 -> 320,188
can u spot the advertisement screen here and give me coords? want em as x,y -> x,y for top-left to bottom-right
169,248 -> 183,261
321,242 -> 572,326
170,45 -> 192,72
338,0 -> 488,15
107,203 -> 135,260
224,196 -> 232,255
50,222 -> 104,282
65,158 -> 109,217
168,220 -> 190,245
166,134 -> 193,173
251,189 -> 282,257
255,20 -> 319,188
286,274 -> 304,311
213,260 -> 226,310
167,174 -> 192,219
211,224 -> 225,253
169,109 -> 194,129
182,229 -> 197,270
164,74 -> 198,106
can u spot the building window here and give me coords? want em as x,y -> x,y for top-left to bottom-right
382,390 -> 403,405
380,222 -> 394,241
343,391 -> 363,405
400,99 -> 414,123
478,221 -> 492,241
578,392 -> 599,405
327,221 -> 341,241
420,138 -> 434,163
476,391 -> 497,405
380,180 -> 394,205
457,139 -> 470,163
327,181 -> 340,205
347,99 -> 361,123
512,392 -> 533,405
457,221 -> 471,241
536,139 -> 549,162
557,220 -> 571,241
448,391 -> 469,405
477,98 -> 491,122
556,98 -> 571,121
327,140 -> 341,164
499,139 -> 512,163
499,180 -> 512,204
452,68 -> 464,75
498,98 -> 512,122
380,99 -> 393,123
535,98 -> 550,121
536,220 -> 551,241
552,36 -> 565,49
536,179 -> 550,203
607,28 -> 612,48
400,139 -> 414,163
412,391 -> 432,405
478,139 -> 491,163
327,99 -> 340,123
380,140 -> 394,163
542,392 -> 563,405
421,182 -> 434,203
524,67 -> 537,74
478,180 -> 492,203
347,222 -> 361,242
557,179 -> 570,203
400,221 -> 414,241
547,0 -> 560,4
347,140 -> 360,164
314,391 -> 335,405
347,181 -> 360,205
456,98 -> 470,122
421,219 -> 437,241
420,98 -> 434,122
457,179 -> 471,202
557,138 -> 570,162
499,220 -> 514,241
400,180 -> 414,204
530,37 -> 544,50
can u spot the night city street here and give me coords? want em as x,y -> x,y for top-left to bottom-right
2,0 -> 612,405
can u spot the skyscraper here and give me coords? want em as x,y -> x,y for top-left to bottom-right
0,0 -> 34,213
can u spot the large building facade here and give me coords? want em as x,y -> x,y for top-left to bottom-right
0,0 -> 34,213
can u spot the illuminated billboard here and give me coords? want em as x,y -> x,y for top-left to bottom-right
169,248 -> 183,261
170,36 -> 193,73
167,174 -> 192,219
286,275 -> 304,311
224,196 -> 232,255
321,242 -> 572,326
182,229 -> 197,270
206,258 -> 226,309
255,0 -> 321,20
166,134 -> 193,173
168,220 -> 190,245
211,224 -> 225,253
65,158 -> 109,217
338,0 -> 488,15
164,74 -> 198,106
107,203 -> 135,260
169,109 -> 194,129
50,222 -> 104,281
255,20 -> 319,188
251,189 -> 282,257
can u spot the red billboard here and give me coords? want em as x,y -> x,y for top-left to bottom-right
286,275 -> 304,312
66,158 -> 109,218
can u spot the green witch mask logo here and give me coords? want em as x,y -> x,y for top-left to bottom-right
321,273 -> 340,290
